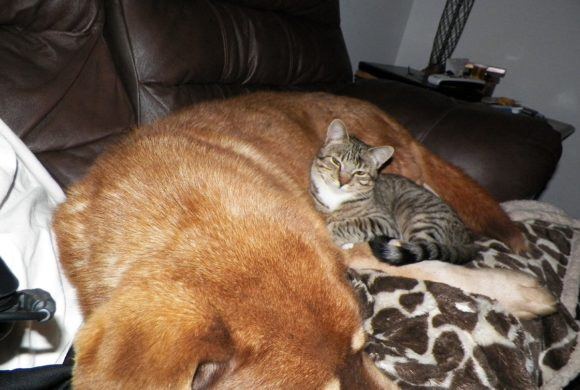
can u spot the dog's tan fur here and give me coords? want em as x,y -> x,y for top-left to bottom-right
54,92 -> 555,389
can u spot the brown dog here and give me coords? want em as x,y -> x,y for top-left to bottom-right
54,92 -> 555,389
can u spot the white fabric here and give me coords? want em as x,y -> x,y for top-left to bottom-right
0,119 -> 82,369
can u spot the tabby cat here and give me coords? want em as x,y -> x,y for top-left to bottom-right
310,119 -> 479,265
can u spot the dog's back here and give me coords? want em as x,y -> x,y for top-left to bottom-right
54,93 -> 397,388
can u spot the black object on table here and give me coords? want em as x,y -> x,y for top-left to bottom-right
546,118 -> 575,140
357,62 -> 485,102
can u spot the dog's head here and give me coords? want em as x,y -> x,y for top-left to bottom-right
71,245 -> 395,389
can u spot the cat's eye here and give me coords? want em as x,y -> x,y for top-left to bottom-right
329,157 -> 340,166
354,171 -> 366,176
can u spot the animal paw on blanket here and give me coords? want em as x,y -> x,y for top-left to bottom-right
349,201 -> 580,389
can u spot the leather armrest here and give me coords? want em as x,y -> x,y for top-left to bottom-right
337,79 -> 562,201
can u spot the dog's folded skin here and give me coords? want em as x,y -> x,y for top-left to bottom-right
54,92 -> 555,388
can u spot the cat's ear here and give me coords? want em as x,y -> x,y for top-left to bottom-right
325,119 -> 349,144
368,146 -> 394,168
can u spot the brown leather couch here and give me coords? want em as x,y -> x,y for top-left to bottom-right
1,0 -> 562,201
0,0 -> 564,383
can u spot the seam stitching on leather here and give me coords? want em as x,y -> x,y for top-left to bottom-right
19,29 -> 102,141
278,13 -> 294,85
416,105 -> 456,142
206,1 -> 229,82
117,0 -> 141,125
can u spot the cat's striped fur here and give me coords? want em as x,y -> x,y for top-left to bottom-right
310,119 -> 479,265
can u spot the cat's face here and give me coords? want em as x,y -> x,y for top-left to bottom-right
311,119 -> 394,198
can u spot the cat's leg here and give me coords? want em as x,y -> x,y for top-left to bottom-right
328,220 -> 377,249
344,245 -> 556,319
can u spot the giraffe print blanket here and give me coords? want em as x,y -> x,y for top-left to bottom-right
350,201 -> 580,389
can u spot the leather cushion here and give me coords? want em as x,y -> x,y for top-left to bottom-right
104,0 -> 352,124
0,0 -> 135,188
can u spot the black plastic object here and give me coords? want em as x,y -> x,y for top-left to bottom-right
0,257 -> 19,313
0,257 -> 56,323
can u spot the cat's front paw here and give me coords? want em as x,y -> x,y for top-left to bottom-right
341,243 -> 354,250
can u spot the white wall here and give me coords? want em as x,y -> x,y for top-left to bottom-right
396,0 -> 580,217
339,0 -> 413,70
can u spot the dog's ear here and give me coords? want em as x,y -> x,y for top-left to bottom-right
191,361 -> 230,390
72,288 -> 234,389
189,318 -> 233,389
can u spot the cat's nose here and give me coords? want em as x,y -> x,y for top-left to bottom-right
339,172 -> 352,186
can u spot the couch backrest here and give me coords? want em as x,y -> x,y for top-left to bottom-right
0,0 -> 352,187
0,0 -> 135,187
104,0 -> 352,125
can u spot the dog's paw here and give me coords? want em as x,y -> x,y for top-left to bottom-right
455,268 -> 557,319
481,269 -> 557,319
397,262 -> 558,319
346,258 -> 558,320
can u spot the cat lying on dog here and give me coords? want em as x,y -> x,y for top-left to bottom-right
310,119 -> 479,265
54,92 -> 555,389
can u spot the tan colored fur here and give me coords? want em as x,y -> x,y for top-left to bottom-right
54,92 -> 553,389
